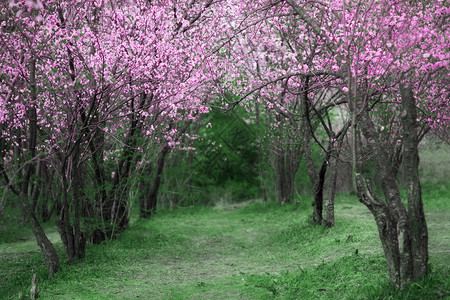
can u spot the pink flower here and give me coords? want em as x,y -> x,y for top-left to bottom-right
342,87 -> 349,92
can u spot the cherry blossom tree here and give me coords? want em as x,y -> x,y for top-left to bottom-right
1,0 -> 225,272
217,0 -> 449,289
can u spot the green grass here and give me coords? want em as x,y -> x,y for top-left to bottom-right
0,187 -> 449,299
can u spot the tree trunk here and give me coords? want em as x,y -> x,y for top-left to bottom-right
357,102 -> 413,290
28,209 -> 60,275
255,103 -> 269,201
323,122 -> 349,227
20,59 -> 60,276
57,157 -> 86,262
300,80 -> 324,224
400,84 -> 428,280
139,163 -> 152,217
350,110 -> 358,195
276,150 -> 287,205
141,146 -> 169,218
39,162 -> 54,222
285,150 -> 296,204
72,162 -> 86,259
21,185 -> 60,275
356,176 -> 408,289
57,183 -> 75,262
323,150 -> 338,227
312,158 -> 328,224
93,94 -> 148,242
30,159 -> 41,213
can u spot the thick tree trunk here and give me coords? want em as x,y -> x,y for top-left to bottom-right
356,102 -> 414,290
400,84 -> 428,280
28,210 -> 60,275
300,82 -> 323,224
356,176 -> 406,288
21,188 -> 60,276
312,158 -> 328,224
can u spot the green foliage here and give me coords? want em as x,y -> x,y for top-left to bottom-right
0,192 -> 27,244
161,104 -> 262,204
194,107 -> 259,186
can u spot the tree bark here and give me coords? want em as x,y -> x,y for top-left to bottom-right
400,84 -> 428,280
323,150 -> 338,227
141,146 -> 169,218
300,80 -> 324,224
57,155 -> 86,262
39,162 -> 54,222
30,159 -> 42,213
20,59 -> 60,276
312,157 -> 329,224
72,160 -> 86,259
139,163 -> 152,217
357,102 -> 413,290
276,150 -> 287,204
323,120 -> 350,227
29,210 -> 60,275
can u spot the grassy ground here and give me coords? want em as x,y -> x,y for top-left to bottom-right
1,186 -> 449,300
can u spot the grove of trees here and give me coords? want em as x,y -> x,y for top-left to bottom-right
1,0 -> 448,291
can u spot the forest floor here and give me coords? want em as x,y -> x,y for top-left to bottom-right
1,184 -> 449,299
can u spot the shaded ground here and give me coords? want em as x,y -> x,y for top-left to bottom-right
1,192 -> 449,299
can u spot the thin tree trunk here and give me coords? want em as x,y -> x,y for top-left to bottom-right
255,102 -> 268,201
276,151 -> 287,204
30,159 -> 41,213
21,59 -> 60,275
141,146 -> 169,218
400,84 -> 428,280
57,175 -> 76,262
350,111 -> 358,195
139,163 -> 152,218
57,156 -> 86,262
323,150 -> 338,227
72,160 -> 86,259
323,121 -> 350,227
39,162 -> 54,222
285,149 -> 296,204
